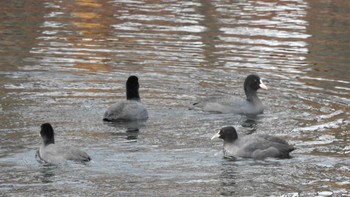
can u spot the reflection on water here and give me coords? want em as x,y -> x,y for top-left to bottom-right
104,120 -> 145,140
38,164 -> 57,184
0,0 -> 349,196
241,117 -> 258,133
219,159 -> 238,196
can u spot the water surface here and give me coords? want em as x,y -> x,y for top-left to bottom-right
0,0 -> 349,196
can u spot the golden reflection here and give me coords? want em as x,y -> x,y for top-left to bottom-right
72,22 -> 104,29
63,0 -> 114,72
74,0 -> 102,8
75,62 -> 111,72
71,12 -> 100,19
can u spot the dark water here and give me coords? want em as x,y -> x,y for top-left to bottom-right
0,0 -> 349,196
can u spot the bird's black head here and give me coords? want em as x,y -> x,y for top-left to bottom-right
126,75 -> 141,101
40,123 -> 55,145
212,126 -> 238,143
244,74 -> 268,92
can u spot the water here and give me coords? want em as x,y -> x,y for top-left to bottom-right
0,0 -> 349,196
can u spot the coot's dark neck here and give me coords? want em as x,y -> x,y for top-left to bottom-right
43,138 -> 54,146
245,88 -> 260,103
223,139 -> 235,145
127,89 -> 140,101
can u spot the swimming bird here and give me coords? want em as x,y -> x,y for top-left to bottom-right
103,76 -> 148,121
211,126 -> 294,159
38,123 -> 91,164
192,74 -> 268,115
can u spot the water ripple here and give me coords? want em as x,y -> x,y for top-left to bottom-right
1,0 -> 349,196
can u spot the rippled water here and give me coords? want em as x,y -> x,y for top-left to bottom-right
1,0 -> 349,196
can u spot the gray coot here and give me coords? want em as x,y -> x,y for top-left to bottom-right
103,76 -> 148,121
211,126 -> 295,159
192,74 -> 268,115
38,123 -> 91,164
